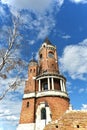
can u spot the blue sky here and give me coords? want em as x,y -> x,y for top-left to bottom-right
0,0 -> 87,130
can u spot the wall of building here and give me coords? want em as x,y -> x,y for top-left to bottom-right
19,98 -> 35,124
36,96 -> 69,121
44,110 -> 87,130
39,44 -> 59,74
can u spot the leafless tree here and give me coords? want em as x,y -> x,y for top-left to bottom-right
0,17 -> 27,100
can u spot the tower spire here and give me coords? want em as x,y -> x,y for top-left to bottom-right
32,52 -> 35,60
44,37 -> 52,45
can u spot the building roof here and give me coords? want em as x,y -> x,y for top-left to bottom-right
44,37 -> 53,45
29,59 -> 37,63
29,53 -> 37,64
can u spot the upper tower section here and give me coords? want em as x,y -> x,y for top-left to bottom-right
39,38 -> 59,75
24,58 -> 38,93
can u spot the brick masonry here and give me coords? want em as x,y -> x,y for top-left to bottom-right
19,98 -> 35,123
36,96 -> 69,121
44,111 -> 87,130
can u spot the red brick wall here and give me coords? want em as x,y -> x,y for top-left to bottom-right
24,78 -> 36,93
19,98 -> 35,124
39,46 -> 59,74
19,96 -> 69,124
36,96 -> 69,121
24,64 -> 38,93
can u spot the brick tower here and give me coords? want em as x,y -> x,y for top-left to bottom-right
17,38 -> 70,130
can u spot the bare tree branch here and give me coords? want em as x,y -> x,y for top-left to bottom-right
0,16 -> 27,100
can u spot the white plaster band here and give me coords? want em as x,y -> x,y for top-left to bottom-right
23,91 -> 68,99
36,75 -> 66,82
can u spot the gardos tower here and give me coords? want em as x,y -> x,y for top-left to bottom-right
17,38 -> 70,130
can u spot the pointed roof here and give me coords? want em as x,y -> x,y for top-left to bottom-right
44,37 -> 52,45
29,53 -> 37,63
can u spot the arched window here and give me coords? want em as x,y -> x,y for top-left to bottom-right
40,54 -> 42,59
48,52 -> 54,58
34,69 -> 35,73
27,102 -> 29,108
30,69 -> 32,73
41,108 -> 46,120
77,125 -> 80,128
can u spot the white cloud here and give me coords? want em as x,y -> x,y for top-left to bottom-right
79,88 -> 85,93
59,39 -> 87,80
69,0 -> 87,4
0,0 -> 64,41
37,16 -> 55,40
78,87 -> 87,93
19,11 -> 56,40
62,35 -> 71,40
57,0 -> 64,7
6,115 -> 18,121
1,0 -> 64,13
81,104 -> 87,110
79,39 -> 87,46
28,40 -> 35,45
1,0 -> 52,12
0,89 -> 23,124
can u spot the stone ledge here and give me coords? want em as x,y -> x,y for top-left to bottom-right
23,90 -> 69,99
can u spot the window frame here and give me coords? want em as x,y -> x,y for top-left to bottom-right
41,108 -> 46,120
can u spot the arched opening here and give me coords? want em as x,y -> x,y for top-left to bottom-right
48,52 -> 54,58
26,102 -> 29,108
77,125 -> 80,128
34,69 -> 35,73
41,108 -> 46,120
40,54 -> 42,59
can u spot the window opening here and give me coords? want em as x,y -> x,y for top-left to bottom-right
77,125 -> 80,128
41,108 -> 46,120
43,83 -> 48,90
52,64 -> 54,66
48,52 -> 54,58
56,125 -> 58,128
27,102 -> 29,108
34,69 -> 35,73
30,69 -> 32,73
40,54 -> 42,59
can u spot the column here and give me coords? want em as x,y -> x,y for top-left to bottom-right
60,80 -> 63,91
48,78 -> 50,90
39,80 -> 41,92
64,81 -> 66,92
62,81 -> 65,92
63,80 -> 66,92
51,77 -> 54,90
